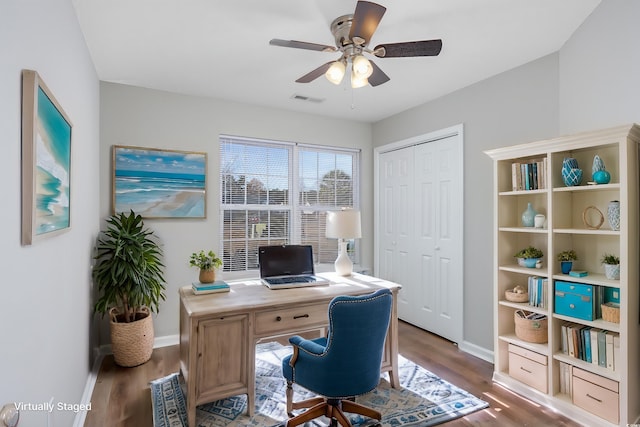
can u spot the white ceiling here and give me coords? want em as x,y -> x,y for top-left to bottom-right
72,0 -> 600,123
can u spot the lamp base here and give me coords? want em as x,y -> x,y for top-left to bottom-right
334,239 -> 353,276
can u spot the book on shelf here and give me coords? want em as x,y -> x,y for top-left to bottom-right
613,334 -> 620,372
527,276 -> 547,309
560,323 -> 619,371
568,270 -> 588,277
606,333 -> 615,370
590,328 -> 599,366
511,158 -> 547,191
582,326 -> 592,363
597,329 -> 607,368
559,362 -> 571,395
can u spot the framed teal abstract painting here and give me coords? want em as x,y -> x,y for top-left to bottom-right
112,146 -> 207,218
21,70 -> 73,245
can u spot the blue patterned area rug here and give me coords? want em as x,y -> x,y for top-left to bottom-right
150,342 -> 488,427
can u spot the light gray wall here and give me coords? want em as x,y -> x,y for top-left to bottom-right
372,53 -> 560,351
99,83 -> 372,340
0,1 -> 100,426
371,0 -> 640,355
559,0 -> 640,133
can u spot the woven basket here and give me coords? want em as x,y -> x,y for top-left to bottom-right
110,307 -> 154,367
601,302 -> 620,324
505,290 -> 529,303
514,311 -> 548,343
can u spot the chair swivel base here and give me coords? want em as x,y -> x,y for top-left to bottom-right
285,395 -> 381,427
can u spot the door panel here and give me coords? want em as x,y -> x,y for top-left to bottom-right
377,130 -> 463,343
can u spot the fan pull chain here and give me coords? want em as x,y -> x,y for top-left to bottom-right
350,86 -> 357,110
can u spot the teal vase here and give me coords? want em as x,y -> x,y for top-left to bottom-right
521,203 -> 536,227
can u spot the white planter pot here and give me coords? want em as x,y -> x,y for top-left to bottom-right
604,263 -> 620,280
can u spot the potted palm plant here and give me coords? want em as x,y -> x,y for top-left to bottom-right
93,210 -> 166,367
189,250 -> 223,283
557,250 -> 578,274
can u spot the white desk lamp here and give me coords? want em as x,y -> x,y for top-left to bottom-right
326,209 -> 362,276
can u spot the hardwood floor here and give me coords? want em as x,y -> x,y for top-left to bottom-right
84,321 -> 580,426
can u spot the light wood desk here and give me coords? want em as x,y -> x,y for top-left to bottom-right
179,272 -> 401,427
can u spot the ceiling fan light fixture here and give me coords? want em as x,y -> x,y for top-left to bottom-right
350,69 -> 368,88
352,54 -> 373,79
325,60 -> 346,85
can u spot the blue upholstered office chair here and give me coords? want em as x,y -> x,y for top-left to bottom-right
281,288 -> 392,427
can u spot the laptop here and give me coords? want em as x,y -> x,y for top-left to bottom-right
258,245 -> 330,289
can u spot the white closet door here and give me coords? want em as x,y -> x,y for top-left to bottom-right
376,128 -> 463,343
378,147 -> 414,324
414,137 -> 462,343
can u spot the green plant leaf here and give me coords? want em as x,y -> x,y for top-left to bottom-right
92,210 -> 166,322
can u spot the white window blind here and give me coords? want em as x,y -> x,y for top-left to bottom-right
220,136 -> 359,272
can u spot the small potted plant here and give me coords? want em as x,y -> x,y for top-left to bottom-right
190,250 -> 223,283
557,250 -> 578,274
601,253 -> 620,280
514,246 -> 544,268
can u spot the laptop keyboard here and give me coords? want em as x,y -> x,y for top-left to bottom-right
267,276 -> 316,285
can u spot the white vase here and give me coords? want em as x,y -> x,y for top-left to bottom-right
607,200 -> 620,231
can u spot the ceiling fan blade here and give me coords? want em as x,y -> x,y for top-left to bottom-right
295,62 -> 334,83
270,39 -> 337,53
374,39 -> 443,58
349,1 -> 386,45
368,61 -> 390,87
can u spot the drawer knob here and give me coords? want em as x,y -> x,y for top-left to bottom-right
569,303 -> 575,309
276,316 -> 282,321
520,366 -> 532,374
293,314 -> 310,320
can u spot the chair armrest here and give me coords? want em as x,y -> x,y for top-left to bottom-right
289,335 -> 326,355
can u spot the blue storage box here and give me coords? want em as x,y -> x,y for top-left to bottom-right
554,281 -> 595,321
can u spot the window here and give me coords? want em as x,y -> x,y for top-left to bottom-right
220,135 -> 360,272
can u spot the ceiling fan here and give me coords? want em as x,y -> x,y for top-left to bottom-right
269,1 -> 442,88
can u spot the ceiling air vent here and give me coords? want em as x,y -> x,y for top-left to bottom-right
291,94 -> 325,103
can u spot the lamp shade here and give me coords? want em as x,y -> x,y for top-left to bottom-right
326,209 -> 362,239
352,54 -> 373,79
325,60 -> 346,85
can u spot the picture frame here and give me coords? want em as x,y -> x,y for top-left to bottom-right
112,145 -> 207,218
21,70 -> 73,245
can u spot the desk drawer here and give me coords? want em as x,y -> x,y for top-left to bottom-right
255,303 -> 328,335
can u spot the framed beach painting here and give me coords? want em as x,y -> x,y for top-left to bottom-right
112,146 -> 207,218
21,70 -> 73,245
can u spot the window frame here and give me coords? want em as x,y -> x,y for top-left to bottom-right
219,135 -> 360,277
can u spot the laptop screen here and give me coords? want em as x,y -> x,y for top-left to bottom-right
258,245 -> 315,278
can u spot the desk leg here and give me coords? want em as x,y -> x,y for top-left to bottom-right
389,293 -> 400,389
247,340 -> 256,416
187,387 -> 196,427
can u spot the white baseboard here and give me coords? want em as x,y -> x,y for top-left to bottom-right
458,339 -> 494,364
74,334 -> 180,426
73,352 -> 104,427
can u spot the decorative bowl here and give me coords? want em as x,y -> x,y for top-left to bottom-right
522,258 -> 540,268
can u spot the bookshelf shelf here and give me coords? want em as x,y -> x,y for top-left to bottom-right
553,352 -> 621,382
486,124 -> 640,426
